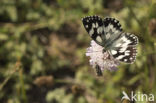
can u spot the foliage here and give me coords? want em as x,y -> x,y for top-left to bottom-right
0,0 -> 156,103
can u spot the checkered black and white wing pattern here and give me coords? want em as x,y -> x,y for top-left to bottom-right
82,15 -> 104,45
109,33 -> 138,63
103,17 -> 122,32
103,17 -> 123,43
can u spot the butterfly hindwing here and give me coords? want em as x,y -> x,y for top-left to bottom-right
109,33 -> 138,63
110,46 -> 137,63
110,33 -> 138,48
124,33 -> 138,45
82,15 -> 104,45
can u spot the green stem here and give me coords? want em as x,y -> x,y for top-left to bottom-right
0,61 -> 21,91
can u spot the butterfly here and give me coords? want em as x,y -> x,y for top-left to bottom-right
82,15 -> 138,63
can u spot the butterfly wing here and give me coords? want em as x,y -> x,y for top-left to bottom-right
109,33 -> 138,63
103,17 -> 123,32
82,16 -> 123,46
82,15 -> 104,46
103,17 -> 123,48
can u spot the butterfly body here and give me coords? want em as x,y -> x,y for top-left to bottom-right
82,15 -> 138,63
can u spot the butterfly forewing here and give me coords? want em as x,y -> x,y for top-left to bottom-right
103,17 -> 123,43
82,16 -> 104,45
103,17 -> 122,32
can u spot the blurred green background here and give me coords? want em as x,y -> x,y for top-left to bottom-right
0,0 -> 156,103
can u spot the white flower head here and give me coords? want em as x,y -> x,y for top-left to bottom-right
86,40 -> 120,72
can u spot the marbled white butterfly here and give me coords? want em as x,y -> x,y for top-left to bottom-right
82,15 -> 138,63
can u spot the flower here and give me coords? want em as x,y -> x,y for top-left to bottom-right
86,40 -> 120,72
